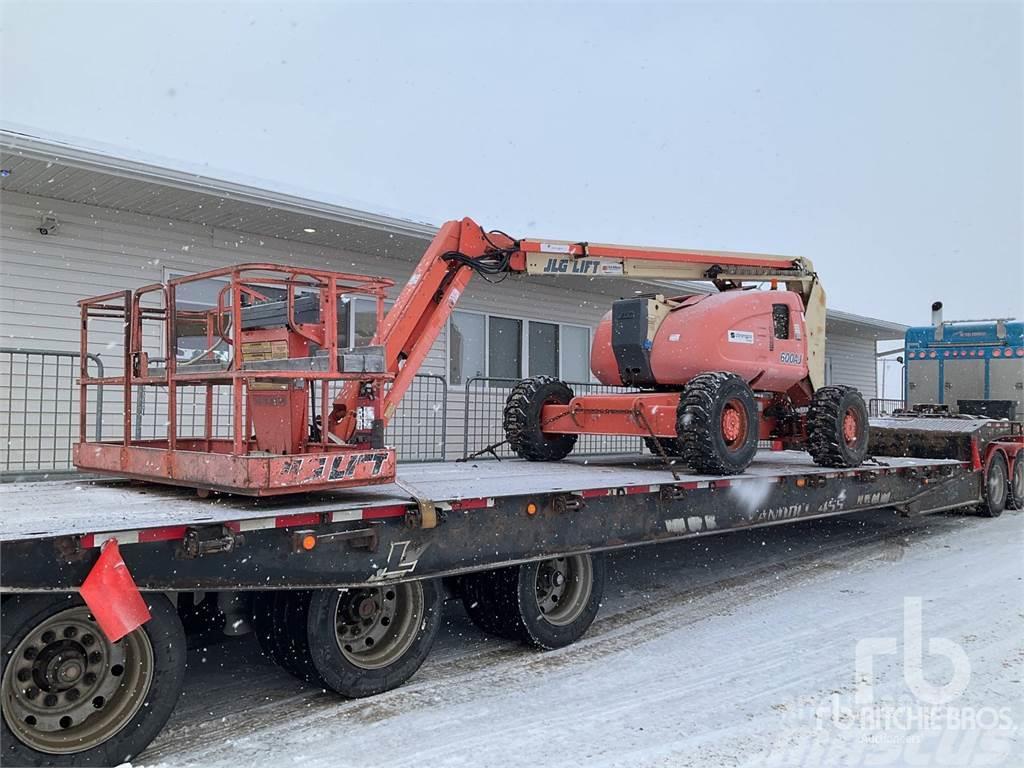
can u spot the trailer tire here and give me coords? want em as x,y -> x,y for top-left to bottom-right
306,580 -> 441,698
1,593 -> 186,767
807,386 -> 869,468
460,568 -> 524,641
504,376 -> 578,461
461,554 -> 605,650
1007,450 -> 1024,511
251,591 -> 326,687
679,373 -> 759,475
978,451 -> 1008,518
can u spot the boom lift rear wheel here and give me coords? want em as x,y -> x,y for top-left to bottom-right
460,553 -> 606,650
679,373 -> 759,475
504,376 -> 578,461
1,594 -> 185,766
305,580 -> 442,698
807,386 -> 869,468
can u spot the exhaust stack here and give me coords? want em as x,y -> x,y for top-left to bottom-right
932,301 -> 944,340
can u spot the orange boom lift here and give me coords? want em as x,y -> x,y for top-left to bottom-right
75,218 -> 868,495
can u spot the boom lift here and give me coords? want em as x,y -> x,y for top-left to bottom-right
74,217 -> 868,495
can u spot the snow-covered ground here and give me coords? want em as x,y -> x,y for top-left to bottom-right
139,509 -> 1023,767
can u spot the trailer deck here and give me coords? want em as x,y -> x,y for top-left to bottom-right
1,451 -> 962,542
1,451 -> 978,594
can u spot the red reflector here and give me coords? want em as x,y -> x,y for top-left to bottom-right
80,539 -> 151,643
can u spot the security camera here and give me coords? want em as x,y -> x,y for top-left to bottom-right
38,214 -> 59,236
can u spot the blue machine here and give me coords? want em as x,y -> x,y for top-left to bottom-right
905,310 -> 1024,418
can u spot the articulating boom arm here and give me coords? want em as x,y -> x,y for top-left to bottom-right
329,218 -> 824,442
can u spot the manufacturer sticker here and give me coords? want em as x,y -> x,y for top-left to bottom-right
540,257 -> 623,276
539,242 -> 572,254
668,333 -> 681,342
780,352 -> 803,365
727,330 -> 755,344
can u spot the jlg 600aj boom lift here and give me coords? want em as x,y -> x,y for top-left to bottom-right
74,218 -> 868,495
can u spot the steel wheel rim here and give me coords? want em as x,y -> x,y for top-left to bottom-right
1013,457 -> 1024,501
333,583 -> 424,670
842,407 -> 861,446
988,461 -> 1007,507
534,555 -> 592,626
720,399 -> 749,450
1,606 -> 154,755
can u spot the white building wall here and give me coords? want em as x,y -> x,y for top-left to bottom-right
824,333 -> 877,398
0,191 -> 620,467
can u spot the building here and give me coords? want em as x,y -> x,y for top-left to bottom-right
0,130 -> 907,477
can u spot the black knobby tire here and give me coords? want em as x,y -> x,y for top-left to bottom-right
1,593 -> 186,766
503,376 -> 578,461
807,385 -> 870,468
306,580 -> 442,698
460,554 -> 605,650
978,452 -> 1009,518
1007,450 -> 1024,511
678,372 -> 759,475
643,436 -> 685,457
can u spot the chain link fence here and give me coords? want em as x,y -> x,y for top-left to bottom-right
461,376 -> 643,459
0,348 -> 105,477
1,347 -> 448,478
869,398 -> 905,416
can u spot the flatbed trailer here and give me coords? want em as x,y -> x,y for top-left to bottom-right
2,436 -> 1022,766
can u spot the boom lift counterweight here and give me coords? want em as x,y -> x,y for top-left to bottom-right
74,217 -> 868,495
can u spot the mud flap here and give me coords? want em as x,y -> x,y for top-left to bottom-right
80,538 -> 152,642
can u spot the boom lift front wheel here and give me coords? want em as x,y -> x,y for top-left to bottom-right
679,372 -> 760,475
504,376 -> 578,461
807,386 -> 869,468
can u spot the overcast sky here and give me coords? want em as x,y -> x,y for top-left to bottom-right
1,1 -> 1021,327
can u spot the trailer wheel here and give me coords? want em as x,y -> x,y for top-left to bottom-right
807,386 -> 869,468
504,376 -> 578,461
978,452 -> 1009,518
252,591 -> 326,686
459,568 -> 523,641
679,372 -> 759,474
1007,450 -> 1024,511
1,593 -> 185,766
461,553 -> 605,650
306,580 -> 441,698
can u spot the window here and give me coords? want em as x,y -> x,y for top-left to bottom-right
489,317 -> 522,380
448,310 -> 592,385
561,325 -> 591,382
450,311 -> 486,386
528,321 -> 559,377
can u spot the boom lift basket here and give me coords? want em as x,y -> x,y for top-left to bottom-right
74,264 -> 397,496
